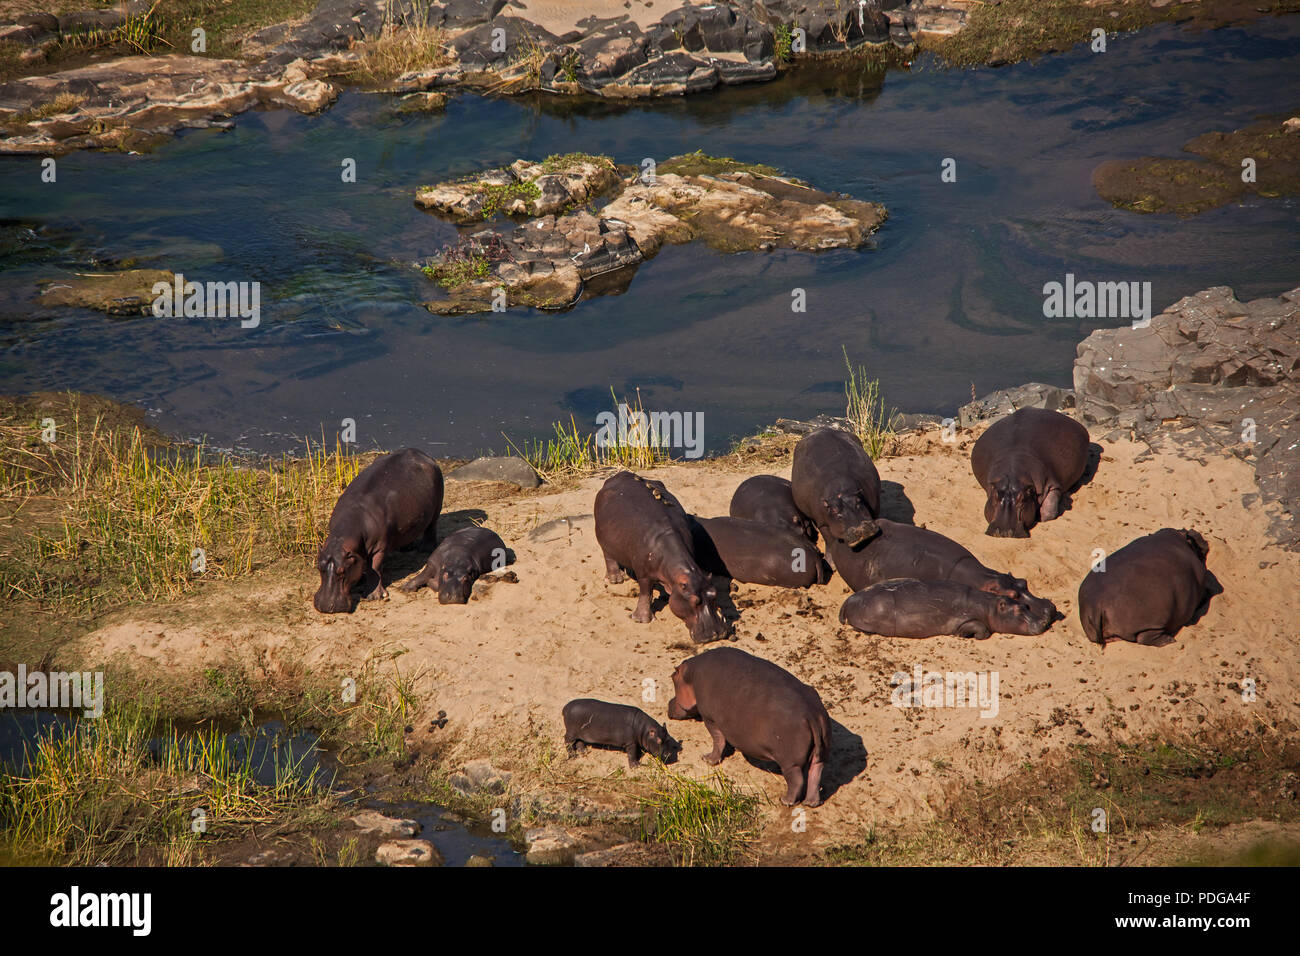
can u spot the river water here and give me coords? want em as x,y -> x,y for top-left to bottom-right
1,17 -> 1297,456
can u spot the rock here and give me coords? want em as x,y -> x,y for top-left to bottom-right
574,842 -> 659,867
414,155 -> 620,223
448,758 -> 512,796
465,854 -> 494,867
375,839 -> 443,867
957,382 -> 1075,430
1074,284 -> 1300,548
350,811 -> 421,837
771,414 -> 852,435
446,456 -> 541,488
524,826 -> 578,866
37,269 -> 174,316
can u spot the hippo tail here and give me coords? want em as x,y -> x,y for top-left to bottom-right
810,708 -> 832,764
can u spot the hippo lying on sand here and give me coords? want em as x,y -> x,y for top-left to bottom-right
971,408 -> 1091,538
399,526 -> 511,603
1078,528 -> 1213,646
839,578 -> 1056,639
729,474 -> 818,543
791,428 -> 882,547
562,699 -> 680,767
314,448 -> 443,613
689,515 -> 832,588
668,647 -> 832,807
594,471 -> 729,643
824,518 -> 1057,621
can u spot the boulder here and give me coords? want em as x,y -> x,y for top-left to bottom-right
957,382 -> 1075,430
37,269 -> 174,316
375,839 -> 443,867
350,811 -> 421,837
448,758 -> 512,796
523,826 -> 578,866
446,456 -> 541,488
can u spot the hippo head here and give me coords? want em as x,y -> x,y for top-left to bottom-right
667,662 -> 699,720
667,567 -> 730,643
314,535 -> 364,613
988,593 -> 1056,636
641,722 -> 682,763
822,492 -> 880,547
984,477 -> 1037,538
434,563 -> 475,605
979,574 -> 1059,624
1180,529 -> 1210,564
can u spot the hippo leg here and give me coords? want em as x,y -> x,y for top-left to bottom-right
1040,487 -> 1064,521
419,519 -> 438,549
957,620 -> 992,640
603,553 -> 626,584
625,744 -> 641,768
631,578 -> 654,623
1135,629 -> 1174,646
567,738 -> 586,756
397,566 -> 432,593
779,764 -> 807,807
362,549 -> 388,600
701,719 -> 726,766
803,758 -> 825,808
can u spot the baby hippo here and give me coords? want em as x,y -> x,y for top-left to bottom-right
689,515 -> 832,588
562,699 -> 680,767
399,526 -> 510,604
729,475 -> 818,543
839,578 -> 1055,639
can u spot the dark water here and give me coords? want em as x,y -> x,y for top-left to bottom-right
1,18 -> 1298,456
0,712 -> 521,865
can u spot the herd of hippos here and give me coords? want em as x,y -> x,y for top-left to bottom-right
311,408 -> 1215,808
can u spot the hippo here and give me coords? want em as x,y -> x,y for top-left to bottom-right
594,471 -> 729,643
667,647 -> 832,807
562,699 -> 681,767
790,428 -> 882,547
1078,528 -> 1212,646
823,518 -> 1057,622
728,474 -> 818,543
688,515 -> 832,588
314,448 -> 443,613
970,407 -> 1091,538
839,578 -> 1056,639
398,526 -> 511,603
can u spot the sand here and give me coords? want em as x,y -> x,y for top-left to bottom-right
76,424 -> 1300,848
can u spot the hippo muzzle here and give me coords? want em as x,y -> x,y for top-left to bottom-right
985,487 -> 1036,538
436,569 -> 474,605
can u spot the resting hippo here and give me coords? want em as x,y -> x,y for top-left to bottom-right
729,475 -> 818,543
1078,528 -> 1212,646
398,526 -> 510,603
824,518 -> 1057,621
594,471 -> 729,643
970,408 -> 1091,538
314,448 -> 443,613
790,428 -> 882,547
839,578 -> 1055,639
689,515 -> 832,588
667,647 -> 832,807
562,699 -> 680,767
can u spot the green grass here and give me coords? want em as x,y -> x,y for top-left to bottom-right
504,388 -> 670,481
658,150 -> 788,181
842,347 -> 898,459
0,699 -> 331,865
423,254 -> 491,289
639,763 -> 761,866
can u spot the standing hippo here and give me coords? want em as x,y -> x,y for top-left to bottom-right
667,647 -> 832,807
1078,528 -> 1213,646
562,699 -> 681,767
839,578 -> 1056,639
824,518 -> 1057,621
790,428 -> 882,547
970,408 -> 1091,538
729,475 -> 818,543
314,449 -> 443,613
688,515 -> 832,588
398,526 -> 511,603
594,471 -> 729,643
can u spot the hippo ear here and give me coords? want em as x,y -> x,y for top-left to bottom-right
1183,529 -> 1209,560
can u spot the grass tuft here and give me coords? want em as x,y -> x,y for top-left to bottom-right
639,762 -> 761,866
842,347 -> 898,459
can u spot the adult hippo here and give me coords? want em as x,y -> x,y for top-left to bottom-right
1078,528 -> 1213,646
667,647 -> 832,807
688,515 -> 832,589
823,518 -> 1057,622
970,408 -> 1091,538
594,471 -> 729,643
398,526 -> 511,604
562,699 -> 681,768
790,428 -> 882,547
839,578 -> 1056,639
728,475 -> 818,543
314,448 -> 443,613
